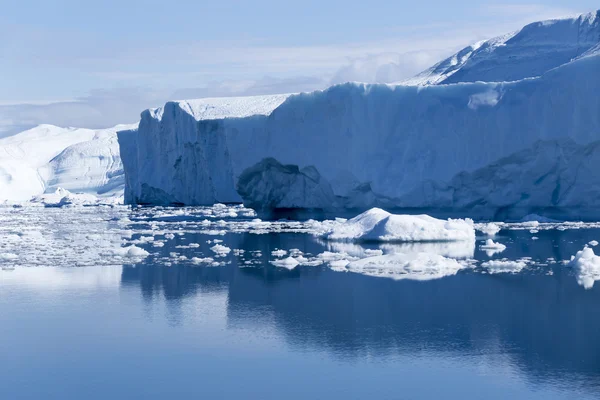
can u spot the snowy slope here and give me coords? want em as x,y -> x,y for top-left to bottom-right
402,10 -> 600,85
119,47 -> 600,215
0,123 -> 137,202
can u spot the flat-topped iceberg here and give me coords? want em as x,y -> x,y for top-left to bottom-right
118,50 -> 600,215
320,208 -> 475,243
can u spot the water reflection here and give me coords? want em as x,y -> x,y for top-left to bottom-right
120,237 -> 600,395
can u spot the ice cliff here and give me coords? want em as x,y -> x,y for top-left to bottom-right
118,11 -> 600,218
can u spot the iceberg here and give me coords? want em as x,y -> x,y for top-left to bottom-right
1,123 -> 137,202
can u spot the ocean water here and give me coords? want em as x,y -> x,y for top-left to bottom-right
1,205 -> 600,399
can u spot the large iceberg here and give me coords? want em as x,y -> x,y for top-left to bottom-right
118,12 -> 600,217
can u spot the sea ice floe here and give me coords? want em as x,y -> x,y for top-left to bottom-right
210,244 -> 231,256
481,260 -> 527,274
270,256 -> 300,270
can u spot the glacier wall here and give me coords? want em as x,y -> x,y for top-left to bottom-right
118,53 -> 600,216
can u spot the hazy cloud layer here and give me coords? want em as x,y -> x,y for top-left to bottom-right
0,2 -> 587,135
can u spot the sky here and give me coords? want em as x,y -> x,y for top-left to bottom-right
0,0 -> 598,134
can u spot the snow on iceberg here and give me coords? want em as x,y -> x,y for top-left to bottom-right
118,44 -> 600,212
338,253 -> 467,281
569,246 -> 600,289
320,208 -> 475,243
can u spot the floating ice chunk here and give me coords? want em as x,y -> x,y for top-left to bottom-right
191,257 -> 215,265
569,247 -> 600,289
481,260 -> 526,274
329,259 -> 350,272
479,239 -> 506,256
589,240 -> 599,247
478,223 -> 502,236
341,253 -> 466,281
321,208 -> 475,243
271,249 -> 287,257
115,245 -> 150,258
210,244 -> 231,256
270,256 -> 300,270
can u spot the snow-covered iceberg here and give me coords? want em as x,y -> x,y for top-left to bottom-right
0,123 -> 137,202
118,12 -> 600,215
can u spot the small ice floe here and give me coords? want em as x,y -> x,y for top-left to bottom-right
589,240 -> 599,247
481,260 -> 526,274
270,256 -> 300,270
479,239 -> 506,256
477,222 -> 502,236
210,244 -> 231,256
320,208 -> 475,243
569,246 -> 600,289
336,252 -> 466,281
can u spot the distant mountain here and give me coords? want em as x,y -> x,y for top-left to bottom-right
0,123 -> 137,202
402,10 -> 600,85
